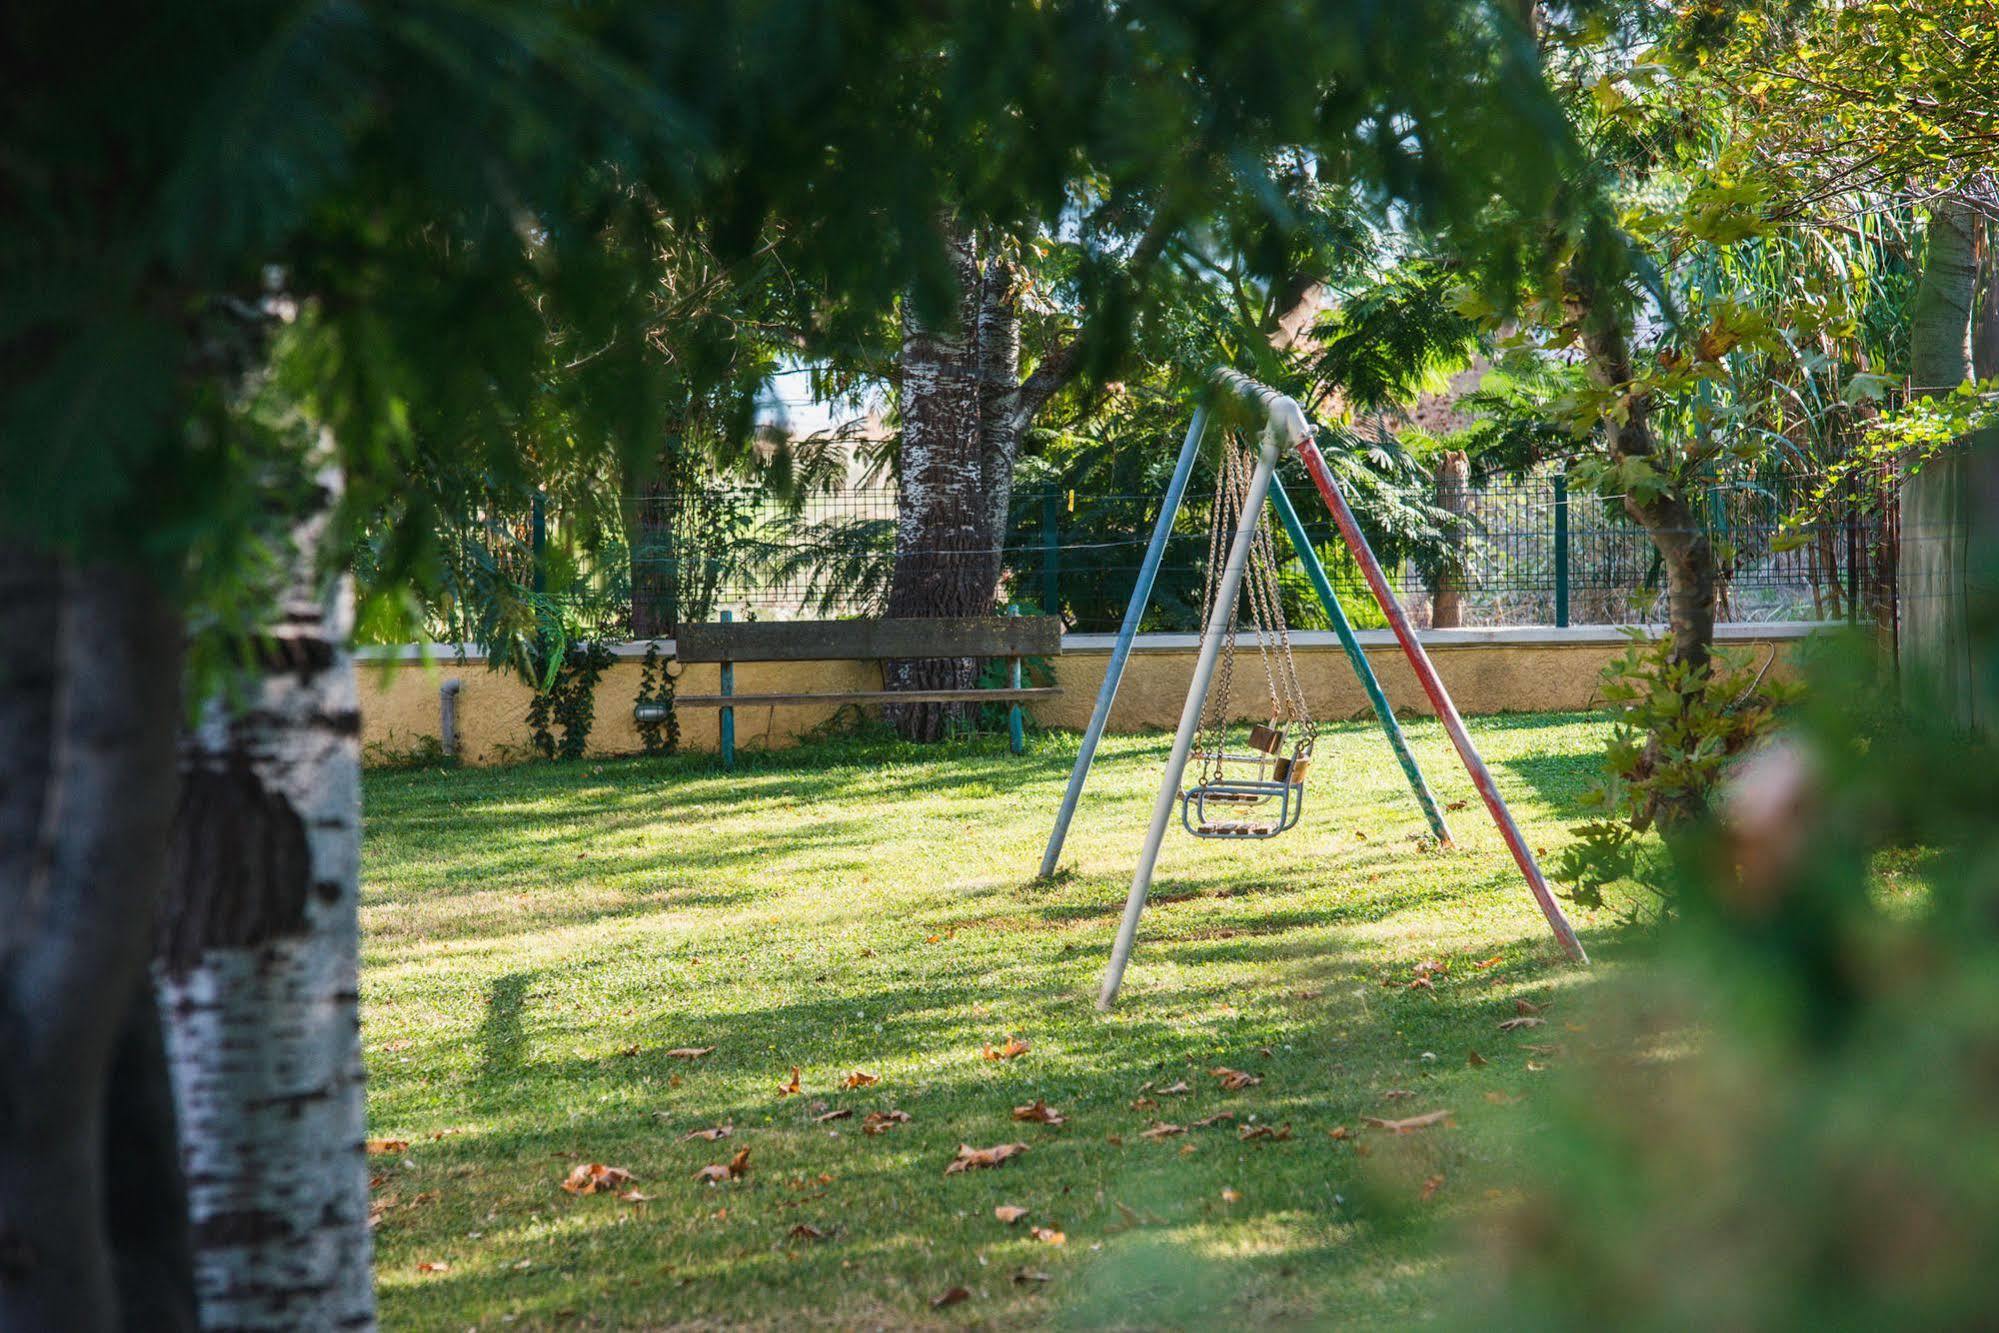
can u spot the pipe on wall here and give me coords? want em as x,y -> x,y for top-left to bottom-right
439,678 -> 463,758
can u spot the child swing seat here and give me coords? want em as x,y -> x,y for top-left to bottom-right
1178,431 -> 1318,840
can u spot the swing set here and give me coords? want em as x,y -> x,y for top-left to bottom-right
1039,369 -> 1586,1008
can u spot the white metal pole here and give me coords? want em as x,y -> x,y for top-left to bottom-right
1098,428 -> 1281,1009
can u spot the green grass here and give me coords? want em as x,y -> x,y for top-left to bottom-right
362,711 -> 1632,1330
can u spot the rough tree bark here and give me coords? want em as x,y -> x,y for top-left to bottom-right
157,454 -> 375,1331
1430,449 -> 1471,628
0,548 -> 192,1331
1902,200 -> 1983,728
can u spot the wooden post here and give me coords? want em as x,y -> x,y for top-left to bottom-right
719,608 -> 735,770
1007,604 -> 1025,756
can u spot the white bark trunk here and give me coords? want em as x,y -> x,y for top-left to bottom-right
157,449 -> 374,1331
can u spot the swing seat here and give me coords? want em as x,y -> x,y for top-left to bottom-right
1180,738 -> 1313,840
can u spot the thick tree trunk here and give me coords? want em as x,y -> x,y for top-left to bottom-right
157,458 -> 375,1331
1430,449 -> 1471,628
1902,201 -> 1985,728
885,227 -> 1003,741
0,548 -> 190,1332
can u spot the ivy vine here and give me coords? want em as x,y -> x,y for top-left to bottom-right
635,643 -> 681,755
526,640 -> 615,760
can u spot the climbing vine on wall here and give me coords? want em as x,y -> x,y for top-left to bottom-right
526,641 -> 616,760
635,643 -> 680,755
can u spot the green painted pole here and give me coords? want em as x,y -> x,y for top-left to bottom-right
1553,472 -> 1570,629
719,608 -> 735,771
1269,477 -> 1454,846
1007,603 -> 1025,756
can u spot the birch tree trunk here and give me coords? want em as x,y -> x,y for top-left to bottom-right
157,455 -> 375,1331
1902,200 -> 1980,728
0,548 -> 191,1331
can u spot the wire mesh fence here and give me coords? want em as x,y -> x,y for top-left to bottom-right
505,469 -> 1898,639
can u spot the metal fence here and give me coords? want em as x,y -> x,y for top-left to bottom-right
594,470 -> 1895,636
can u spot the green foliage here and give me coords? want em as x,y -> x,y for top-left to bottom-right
633,644 -> 680,757
1557,632 -> 1800,913
525,640 -> 615,761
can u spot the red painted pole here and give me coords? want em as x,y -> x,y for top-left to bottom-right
1295,436 -> 1588,964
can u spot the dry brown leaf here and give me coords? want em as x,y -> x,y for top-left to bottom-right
1030,1226 -> 1066,1246
788,1223 -> 828,1241
1420,1173 -> 1446,1202
1211,1067 -> 1262,1091
728,1148 -> 751,1177
1327,1125 -> 1351,1140
862,1109 -> 912,1136
1192,1112 -> 1236,1128
618,1189 -> 653,1202
1406,976 -> 1435,991
932,1286 -> 971,1309
1012,1099 -> 1066,1126
416,1261 -> 449,1274
1382,1089 -> 1416,1101
561,1162 -> 636,1195
842,1070 -> 880,1089
1467,1050 -> 1489,1067
1130,1097 -> 1157,1111
1237,1122 -> 1292,1142
682,1125 -> 733,1142
665,1046 -> 715,1060
693,1149 -> 752,1185
1138,1122 -> 1184,1141
1446,799 -> 1470,812
778,1067 -> 802,1096
1515,998 -> 1543,1016
1361,1110 -> 1453,1134
944,1142 -> 1028,1175
1471,955 -> 1502,969
1221,1187 -> 1241,1203
365,1139 -> 410,1156
994,1205 -> 1029,1224
814,1108 -> 853,1123
1498,1016 -> 1544,1031
1158,1081 -> 1191,1096
983,1036 -> 1032,1061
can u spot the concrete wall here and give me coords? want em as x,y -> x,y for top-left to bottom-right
357,624 -> 1826,767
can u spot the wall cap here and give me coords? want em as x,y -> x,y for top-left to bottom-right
354,621 -> 1842,665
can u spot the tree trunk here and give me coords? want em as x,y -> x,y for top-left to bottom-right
157,455 -> 375,1331
0,548 -> 191,1332
1430,449 -> 1470,627
885,226 -> 1003,741
1902,200 -> 1981,727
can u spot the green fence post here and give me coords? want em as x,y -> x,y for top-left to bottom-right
1041,487 -> 1061,615
1553,471 -> 1570,629
1007,603 -> 1025,756
718,608 -> 735,771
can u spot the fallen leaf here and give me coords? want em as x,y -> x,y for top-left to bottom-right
1445,799 -> 1469,811
1414,959 -> 1449,977
682,1125 -> 733,1142
1467,1050 -> 1489,1067
366,1139 -> 410,1156
862,1110 -> 912,1135
1221,1187 -> 1241,1203
1130,1097 -> 1158,1111
983,1036 -> 1032,1061
842,1071 -> 880,1090
945,1142 -> 1028,1175
694,1149 -> 752,1184
932,1286 -> 971,1309
1012,1100 -> 1066,1126
1471,955 -> 1502,969
1406,976 -> 1435,991
1158,1080 -> 1191,1096
416,1261 -> 449,1274
1361,1110 -> 1453,1134
1515,998 -> 1543,1016
1527,1060 -> 1549,1072
1420,1174 -> 1446,1202
561,1163 -> 636,1195
1382,1089 -> 1416,1101
665,1047 -> 715,1060
618,1189 -> 653,1202
1498,1016 -> 1544,1031
778,1067 -> 802,1096
814,1108 -> 853,1123
728,1148 -> 751,1177
1012,1269 -> 1053,1285
1138,1122 -> 1184,1141
994,1205 -> 1029,1225
1327,1125 -> 1351,1141
426,1128 -> 463,1141
1211,1067 -> 1262,1091
1030,1226 -> 1066,1246
788,1223 -> 828,1241
1237,1122 -> 1292,1142
1192,1112 -> 1236,1128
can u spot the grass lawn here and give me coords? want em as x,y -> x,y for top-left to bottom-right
362,710 -> 1631,1330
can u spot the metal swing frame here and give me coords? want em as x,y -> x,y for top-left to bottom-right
1036,369 -> 1588,1009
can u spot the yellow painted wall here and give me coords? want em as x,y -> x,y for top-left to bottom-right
358,632 -> 1810,767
